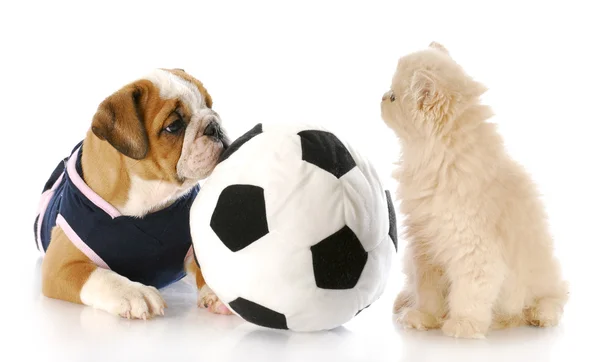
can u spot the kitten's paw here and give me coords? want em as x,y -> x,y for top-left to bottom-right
524,298 -> 564,327
442,317 -> 487,339
397,308 -> 441,330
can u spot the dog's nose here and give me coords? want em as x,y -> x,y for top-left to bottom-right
203,121 -> 219,138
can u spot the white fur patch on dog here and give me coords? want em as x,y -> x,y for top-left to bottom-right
120,175 -> 192,218
143,69 -> 206,114
80,268 -> 166,319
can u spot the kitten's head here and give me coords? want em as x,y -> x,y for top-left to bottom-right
380,42 -> 487,141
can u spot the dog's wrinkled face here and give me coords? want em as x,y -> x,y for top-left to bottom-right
90,68 -> 229,214
380,42 -> 486,140
142,69 -> 229,184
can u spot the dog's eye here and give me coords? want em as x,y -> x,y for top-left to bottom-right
165,119 -> 185,134
390,93 -> 396,102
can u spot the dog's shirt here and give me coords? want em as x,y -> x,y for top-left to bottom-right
34,142 -> 199,289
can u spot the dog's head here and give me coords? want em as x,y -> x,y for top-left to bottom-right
90,68 -> 229,213
380,42 -> 487,140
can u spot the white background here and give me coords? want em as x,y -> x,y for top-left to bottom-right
1,1 -> 599,361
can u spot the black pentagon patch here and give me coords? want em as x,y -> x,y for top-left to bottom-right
210,184 -> 269,252
311,225 -> 367,289
218,123 -> 263,163
228,297 -> 288,330
385,190 -> 398,251
298,130 -> 356,178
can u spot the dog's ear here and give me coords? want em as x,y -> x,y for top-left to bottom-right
429,41 -> 449,55
91,81 -> 151,160
410,69 -> 449,114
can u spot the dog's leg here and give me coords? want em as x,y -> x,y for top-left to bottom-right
42,226 -> 166,319
397,247 -> 447,330
184,249 -> 232,315
441,238 -> 505,339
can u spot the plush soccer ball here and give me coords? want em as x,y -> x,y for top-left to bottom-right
189,123 -> 398,332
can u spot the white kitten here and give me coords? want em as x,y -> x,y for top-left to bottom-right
380,42 -> 569,339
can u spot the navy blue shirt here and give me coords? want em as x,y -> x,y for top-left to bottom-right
34,142 -> 199,289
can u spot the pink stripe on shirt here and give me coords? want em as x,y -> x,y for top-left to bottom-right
56,214 -> 110,269
66,147 -> 121,219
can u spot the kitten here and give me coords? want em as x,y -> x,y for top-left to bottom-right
380,42 -> 568,339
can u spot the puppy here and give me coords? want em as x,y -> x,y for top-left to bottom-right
35,68 -> 232,319
380,42 -> 569,338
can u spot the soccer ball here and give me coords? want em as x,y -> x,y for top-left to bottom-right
189,123 -> 398,332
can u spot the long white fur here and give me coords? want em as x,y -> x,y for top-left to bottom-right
381,42 -> 569,339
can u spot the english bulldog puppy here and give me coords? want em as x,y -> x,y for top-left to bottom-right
34,69 -> 232,319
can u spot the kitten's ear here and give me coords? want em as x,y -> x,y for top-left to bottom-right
410,69 -> 448,113
429,41 -> 449,55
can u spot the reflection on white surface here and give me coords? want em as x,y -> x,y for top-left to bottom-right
6,256 -> 590,362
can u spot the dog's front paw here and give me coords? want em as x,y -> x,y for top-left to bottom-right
198,285 -> 232,315
80,269 -> 166,320
397,308 -> 441,330
112,283 -> 166,320
442,317 -> 487,339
